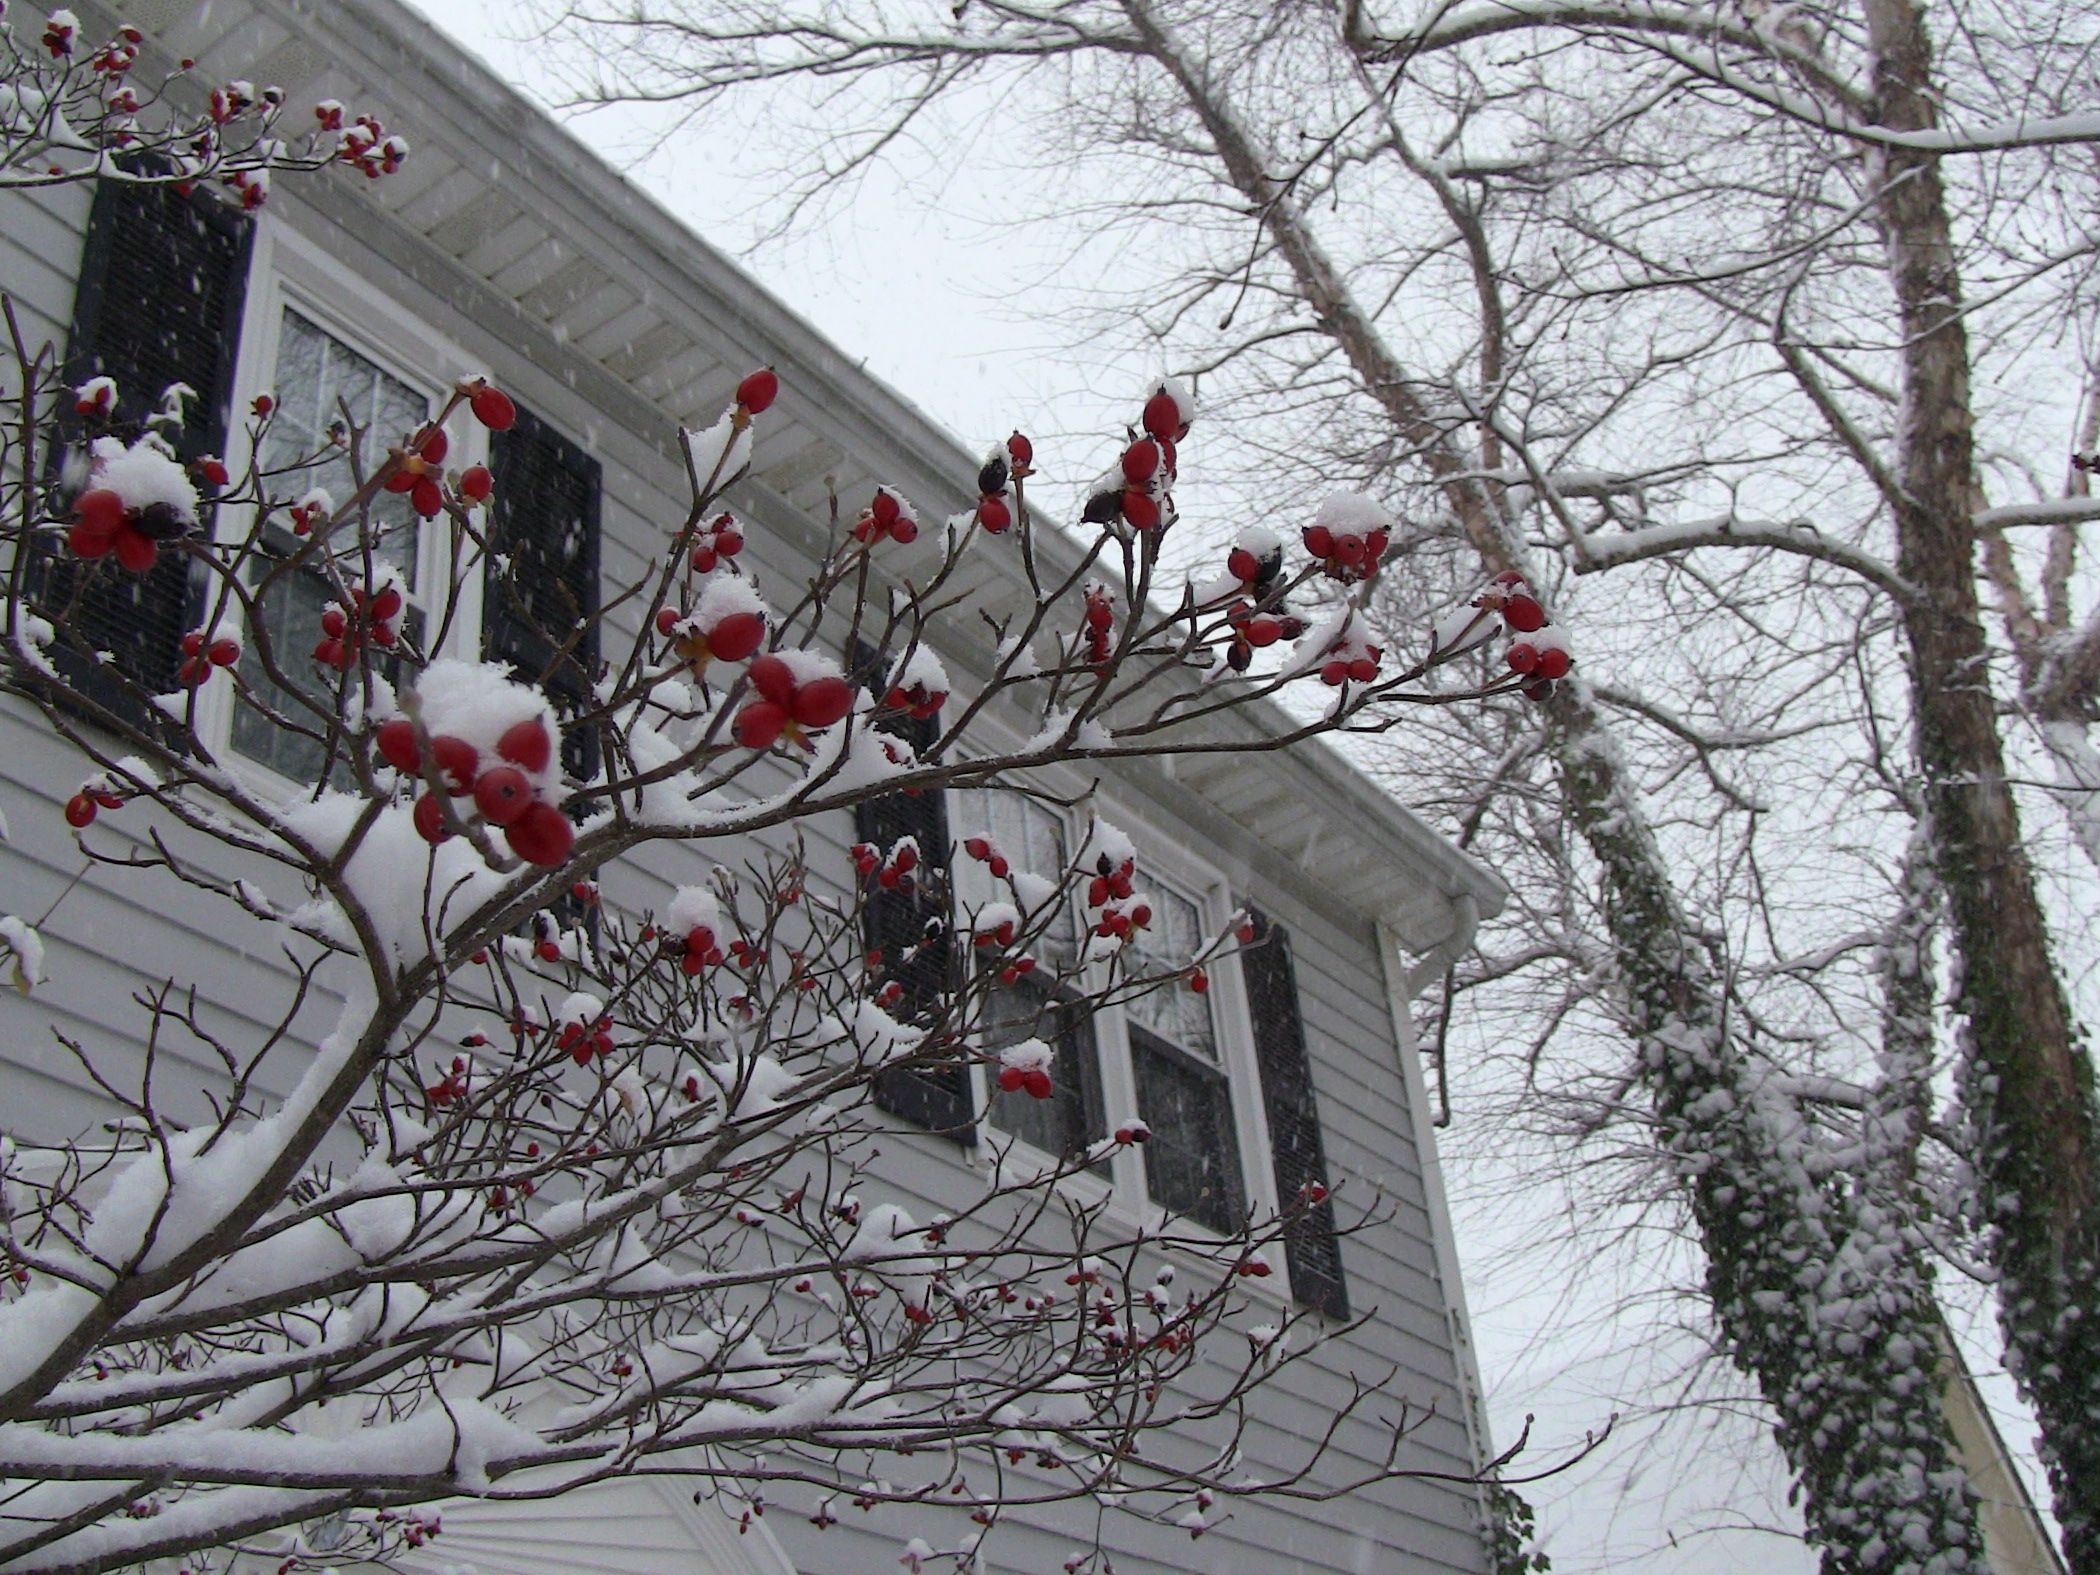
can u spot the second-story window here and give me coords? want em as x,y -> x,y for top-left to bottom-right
1122,876 -> 1245,1233
232,306 -> 431,782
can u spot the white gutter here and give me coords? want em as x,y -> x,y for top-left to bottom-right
1378,900 -> 1493,1546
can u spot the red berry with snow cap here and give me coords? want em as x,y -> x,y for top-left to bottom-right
1142,388 -> 1187,442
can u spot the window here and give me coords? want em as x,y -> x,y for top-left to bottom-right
946,789 -> 1258,1237
1122,876 -> 1245,1233
953,791 -> 1106,1163
231,307 -> 431,782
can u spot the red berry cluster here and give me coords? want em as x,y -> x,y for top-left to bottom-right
1303,518 -> 1389,584
63,782 -> 126,828
313,579 -> 404,671
42,14 -> 76,56
335,112 -> 410,180
675,922 -> 726,976
996,1061 -> 1055,1100
1477,570 -> 1574,696
382,424 -> 456,519
854,837 -> 921,891
734,654 -> 854,750
287,491 -> 330,536
851,487 -> 919,546
660,605 -> 766,674
962,835 -> 1011,879
690,513 -> 746,573
69,486 -> 181,573
559,1013 -> 615,1067
425,1056 -> 470,1108
1082,384 -> 1192,532
972,912 -> 1019,949
1317,623 -> 1384,688
883,675 -> 947,721
177,627 -> 241,686
974,434 -> 1030,534
1082,581 -> 1115,665
379,715 -> 575,867
1113,1119 -> 1152,1145
74,377 -> 116,420
1224,601 -> 1305,670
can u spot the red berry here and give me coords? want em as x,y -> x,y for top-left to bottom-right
792,676 -> 854,730
1536,647 -> 1571,680
747,654 -> 796,707
376,719 -> 422,773
656,607 -> 683,636
1121,439 -> 1161,485
1348,656 -> 1380,683
1320,660 -> 1349,686
889,514 -> 919,544
1121,490 -> 1161,530
506,801 -> 575,867
472,765 -> 534,826
1142,389 -> 1183,442
208,638 -> 240,667
735,368 -> 779,414
1506,642 -> 1539,675
410,476 -> 443,519
1190,968 -> 1209,994
709,611 -> 766,662
1007,431 -> 1033,466
182,631 -> 205,658
1227,547 -> 1259,582
1022,1069 -> 1053,1100
997,1066 -> 1027,1093
412,792 -> 450,845
496,717 -> 553,774
416,426 -> 450,465
735,700 -> 789,750
1303,524 -> 1335,559
64,793 -> 97,828
470,385 -> 517,431
429,735 -> 479,794
977,497 -> 1012,533
460,464 -> 493,502
114,528 -> 159,573
1504,594 -> 1546,633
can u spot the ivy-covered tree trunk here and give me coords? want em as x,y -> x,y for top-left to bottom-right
1860,0 -> 2100,1560
1118,8 -> 1985,1564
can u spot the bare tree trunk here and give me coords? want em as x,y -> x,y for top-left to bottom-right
1860,0 -> 2100,1559
1118,5 -> 1983,1565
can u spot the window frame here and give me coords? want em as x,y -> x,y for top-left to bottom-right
198,216 -> 487,794
950,756 -> 1283,1251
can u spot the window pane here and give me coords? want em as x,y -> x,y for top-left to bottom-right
981,970 -> 1104,1162
236,311 -> 428,782
1125,879 -> 1215,1060
260,309 -> 424,578
1132,1025 -> 1243,1233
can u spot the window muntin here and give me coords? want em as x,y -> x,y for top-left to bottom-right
231,307 -> 430,783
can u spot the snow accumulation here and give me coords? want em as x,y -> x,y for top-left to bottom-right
88,434 -> 197,523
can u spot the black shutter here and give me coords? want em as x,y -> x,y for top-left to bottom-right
484,405 -> 601,781
39,181 -> 251,726
853,639 -> 972,1142
1239,905 -> 1349,1319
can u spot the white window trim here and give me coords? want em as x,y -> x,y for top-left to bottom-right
945,732 -> 1284,1274
199,214 -> 487,795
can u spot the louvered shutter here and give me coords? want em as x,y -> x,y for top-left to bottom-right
1239,905 -> 1349,1319
484,405 -> 601,781
853,640 -> 971,1142
42,180 -> 251,727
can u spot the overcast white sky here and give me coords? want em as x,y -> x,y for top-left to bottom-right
384,4 -> 2054,1569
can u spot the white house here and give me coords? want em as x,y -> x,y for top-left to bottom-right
0,0 -> 1509,1568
